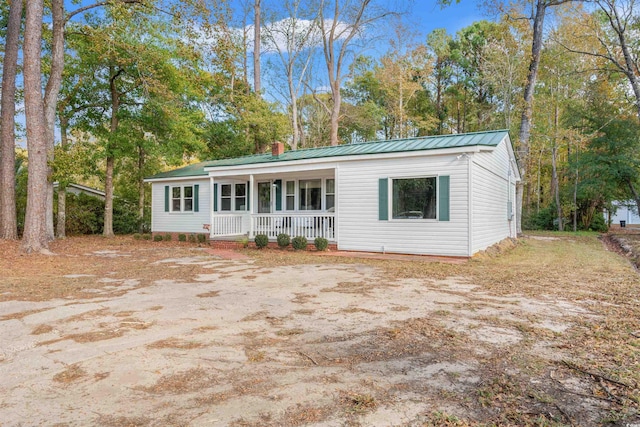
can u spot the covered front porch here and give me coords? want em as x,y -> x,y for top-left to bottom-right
207,167 -> 336,242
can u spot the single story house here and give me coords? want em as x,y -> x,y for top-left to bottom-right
606,201 -> 640,226
145,130 -> 520,257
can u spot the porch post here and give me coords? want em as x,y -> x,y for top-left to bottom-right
249,174 -> 254,238
209,176 -> 214,238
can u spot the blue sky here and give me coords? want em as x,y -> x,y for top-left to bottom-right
404,0 -> 488,38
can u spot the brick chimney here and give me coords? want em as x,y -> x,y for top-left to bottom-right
271,141 -> 285,157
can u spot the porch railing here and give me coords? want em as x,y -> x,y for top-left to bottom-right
210,214 -> 244,237
252,214 -> 335,241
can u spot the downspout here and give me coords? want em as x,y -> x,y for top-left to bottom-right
335,164 -> 340,247
249,174 -> 255,238
508,168 -> 513,238
468,154 -> 473,257
209,176 -> 214,239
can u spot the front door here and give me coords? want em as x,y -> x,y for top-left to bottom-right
258,181 -> 271,213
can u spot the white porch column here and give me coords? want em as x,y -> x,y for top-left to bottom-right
209,176 -> 214,238
249,174 -> 254,237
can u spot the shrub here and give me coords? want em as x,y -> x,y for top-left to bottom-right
314,237 -> 329,251
197,233 -> 207,244
142,234 -> 151,240
292,236 -> 308,251
236,236 -> 249,248
153,234 -> 163,242
63,193 -> 103,235
588,212 -> 608,232
164,233 -> 172,241
277,233 -> 291,248
178,234 -> 187,242
188,234 -> 197,243
132,233 -> 141,240
254,234 -> 269,249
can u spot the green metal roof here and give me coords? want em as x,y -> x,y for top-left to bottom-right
146,130 -> 509,180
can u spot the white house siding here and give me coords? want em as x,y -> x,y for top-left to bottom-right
337,154 -> 470,256
471,140 -> 516,253
608,201 -> 640,225
151,178 -> 211,233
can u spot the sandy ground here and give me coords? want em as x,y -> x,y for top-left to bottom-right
0,239 -> 637,426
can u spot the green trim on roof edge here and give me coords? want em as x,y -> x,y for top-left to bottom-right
146,130 -> 509,180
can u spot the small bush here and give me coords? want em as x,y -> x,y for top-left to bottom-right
188,234 -> 197,243
589,212 -> 608,232
292,236 -> 308,251
132,233 -> 142,240
164,233 -> 172,241
142,234 -> 151,240
197,233 -> 207,244
178,233 -> 187,242
314,237 -> 329,251
236,236 -> 249,248
153,234 -> 163,242
254,234 -> 269,249
277,233 -> 291,248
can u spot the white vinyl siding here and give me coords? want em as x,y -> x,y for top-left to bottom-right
151,179 -> 210,233
337,154 -> 470,256
471,139 -> 516,253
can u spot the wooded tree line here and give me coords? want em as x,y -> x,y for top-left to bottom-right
1,0 -> 639,253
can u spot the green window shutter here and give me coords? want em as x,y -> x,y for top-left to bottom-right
378,178 -> 388,221
246,181 -> 251,211
275,179 -> 282,211
194,184 -> 199,212
213,183 -> 218,212
439,175 -> 450,221
164,185 -> 169,212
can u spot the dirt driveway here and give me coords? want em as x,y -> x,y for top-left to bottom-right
0,235 -> 638,426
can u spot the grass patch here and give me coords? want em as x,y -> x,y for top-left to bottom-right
53,363 -> 87,384
147,338 -> 206,350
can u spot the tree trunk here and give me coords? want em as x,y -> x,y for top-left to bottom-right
551,143 -> 562,231
56,118 -> 69,239
22,0 -> 50,253
138,146 -> 145,233
44,0 -> 65,242
603,0 -> 640,119
573,165 -> 578,232
0,0 -> 23,240
104,67 -> 122,238
104,156 -> 115,237
628,180 -> 640,223
516,0 -> 547,235
253,0 -> 261,94
290,87 -> 299,150
330,79 -> 341,146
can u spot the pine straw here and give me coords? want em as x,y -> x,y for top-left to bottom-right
0,236 -> 215,302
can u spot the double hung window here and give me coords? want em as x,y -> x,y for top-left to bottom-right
392,177 -> 437,219
171,185 -> 194,212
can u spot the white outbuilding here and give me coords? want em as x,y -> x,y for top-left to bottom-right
145,130 -> 520,257
607,201 -> 640,226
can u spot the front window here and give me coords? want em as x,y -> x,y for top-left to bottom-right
172,187 -> 181,211
220,184 -> 232,211
235,183 -> 246,210
299,179 -> 321,210
392,177 -> 437,219
325,179 -> 335,211
183,186 -> 193,212
171,185 -> 193,212
286,181 -> 295,210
